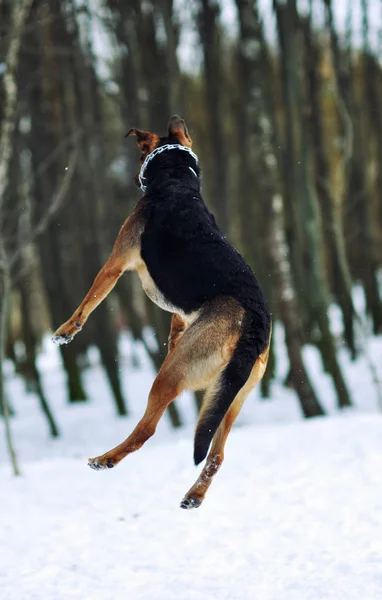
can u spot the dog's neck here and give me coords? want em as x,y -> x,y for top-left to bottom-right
138,144 -> 200,193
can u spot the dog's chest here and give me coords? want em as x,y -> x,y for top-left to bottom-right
136,260 -> 184,315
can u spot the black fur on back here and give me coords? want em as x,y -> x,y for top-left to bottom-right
138,143 -> 271,462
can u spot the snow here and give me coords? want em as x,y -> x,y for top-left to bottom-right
1,298 -> 382,599
2,414 -> 382,599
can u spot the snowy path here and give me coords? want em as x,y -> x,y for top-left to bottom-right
2,415 -> 382,600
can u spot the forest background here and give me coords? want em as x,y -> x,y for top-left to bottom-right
0,0 -> 381,467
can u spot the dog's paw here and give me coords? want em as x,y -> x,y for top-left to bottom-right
52,321 -> 82,346
88,456 -> 115,471
52,333 -> 74,346
180,495 -> 202,510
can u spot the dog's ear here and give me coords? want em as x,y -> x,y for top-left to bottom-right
125,128 -> 160,155
167,115 -> 192,147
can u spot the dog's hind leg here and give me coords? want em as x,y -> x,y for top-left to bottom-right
180,343 -> 270,510
88,365 -> 184,469
88,299 -> 243,470
167,313 -> 188,354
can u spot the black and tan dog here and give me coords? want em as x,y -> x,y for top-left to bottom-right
53,116 -> 271,509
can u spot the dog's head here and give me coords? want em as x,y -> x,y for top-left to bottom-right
126,115 -> 192,188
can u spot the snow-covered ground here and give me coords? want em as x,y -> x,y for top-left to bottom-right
2,414 -> 382,600
1,296 -> 382,599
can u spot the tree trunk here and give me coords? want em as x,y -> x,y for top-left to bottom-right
273,1 -> 307,320
26,2 -> 88,403
234,4 -> 278,398
275,0 -> 352,409
106,0 -> 184,426
301,14 -> 356,358
156,0 -> 184,115
197,0 -> 230,232
0,0 -> 32,475
66,1 -> 128,416
325,0 -> 382,334
18,279 -> 60,437
235,0 -> 325,417
0,247 -> 20,474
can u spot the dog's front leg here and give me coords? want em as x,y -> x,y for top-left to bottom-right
52,256 -> 125,345
52,211 -> 143,345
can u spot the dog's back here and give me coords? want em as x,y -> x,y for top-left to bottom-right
139,148 -> 270,330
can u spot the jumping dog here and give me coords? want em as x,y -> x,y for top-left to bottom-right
53,116 -> 271,509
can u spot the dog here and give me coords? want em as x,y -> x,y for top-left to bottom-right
53,115 -> 271,509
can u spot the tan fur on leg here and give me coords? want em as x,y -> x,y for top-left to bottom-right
168,313 -> 188,354
88,298 -> 244,469
181,339 -> 271,509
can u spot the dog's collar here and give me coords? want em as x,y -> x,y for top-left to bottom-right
138,144 -> 199,192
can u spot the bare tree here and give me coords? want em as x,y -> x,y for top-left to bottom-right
235,0 -> 325,417
301,12 -> 356,359
0,1 -> 79,469
0,0 -> 34,475
324,0 -> 382,335
197,0 -> 230,232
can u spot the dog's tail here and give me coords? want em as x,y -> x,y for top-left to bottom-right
193,311 -> 270,465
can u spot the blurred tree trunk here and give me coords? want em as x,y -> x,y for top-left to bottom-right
276,0 -> 351,409
0,250 -> 18,470
361,0 -> 382,284
138,1 -> 171,131
301,14 -> 356,358
235,0 -> 324,417
325,0 -> 382,334
19,279 -> 60,437
7,106 -> 60,438
103,0 -> 184,427
156,0 -> 184,115
0,0 -> 33,475
197,0 -> 229,232
26,1 -> 87,404
361,50 -> 382,254
274,0 -> 307,321
234,3 -> 277,397
66,0 -> 128,416
0,2 -> 12,126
